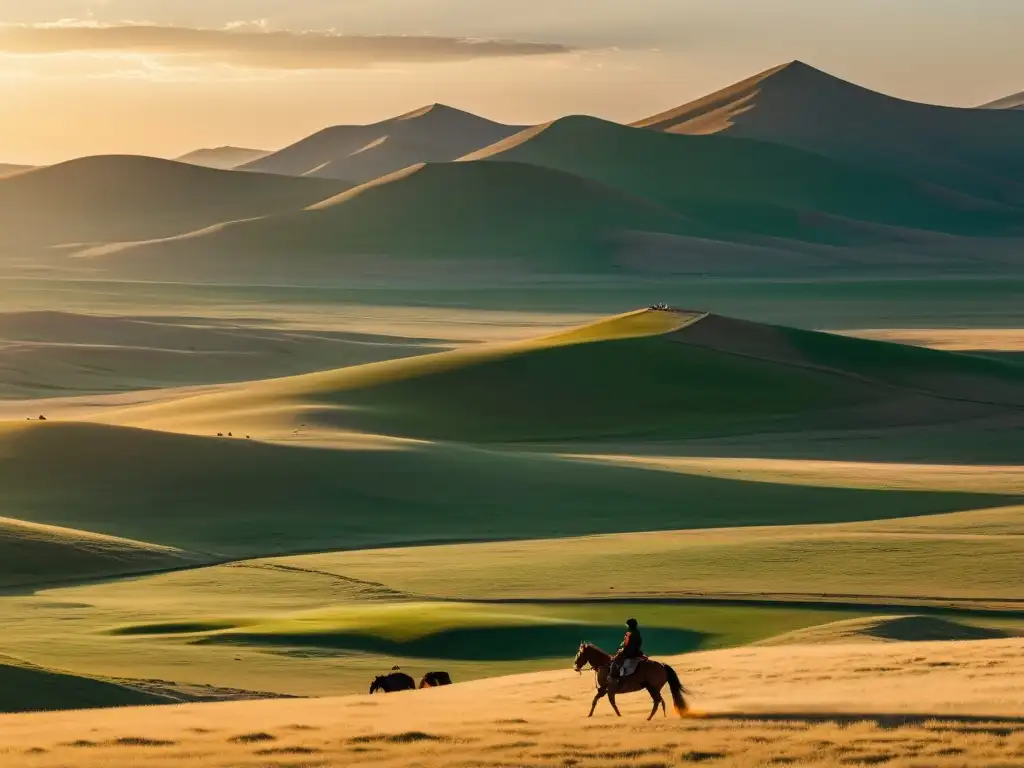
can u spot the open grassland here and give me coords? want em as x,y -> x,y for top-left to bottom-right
0,310 -> 446,399
0,419 -> 1016,558
1,505 -> 1021,698
1,638 -> 1023,767
82,309 -> 1024,443
253,505 -> 1024,607
0,306 -> 1019,710
0,309 -> 1019,562
2,277 -> 1024,345
0,570 -> 880,698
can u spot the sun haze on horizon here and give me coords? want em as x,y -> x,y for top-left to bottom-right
0,0 -> 1021,164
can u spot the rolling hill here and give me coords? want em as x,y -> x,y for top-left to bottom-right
100,308 -> 1024,443
0,155 -> 348,250
0,162 -> 32,177
0,516 -> 200,588
1,310 -> 1019,557
241,104 -> 525,182
78,161 -> 706,281
465,115 -> 1024,237
2,638 -> 1023,766
757,615 -> 1016,645
5,419 -> 1006,558
304,505 -> 1024,606
981,90 -> 1024,110
176,146 -> 271,169
632,61 -> 1024,205
0,656 -> 173,714
0,309 -> 442,399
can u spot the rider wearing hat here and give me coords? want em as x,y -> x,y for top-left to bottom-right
609,618 -> 643,682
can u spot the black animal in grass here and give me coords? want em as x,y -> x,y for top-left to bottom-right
419,671 -> 453,689
369,670 -> 416,694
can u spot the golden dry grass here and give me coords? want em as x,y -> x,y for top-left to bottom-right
1,638 -> 1022,767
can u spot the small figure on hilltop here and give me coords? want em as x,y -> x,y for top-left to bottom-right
37,414 -> 47,421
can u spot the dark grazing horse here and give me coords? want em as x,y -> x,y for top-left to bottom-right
573,642 -> 690,720
369,671 -> 416,694
419,671 -> 453,688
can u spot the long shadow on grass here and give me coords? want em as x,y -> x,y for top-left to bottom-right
193,624 -> 707,661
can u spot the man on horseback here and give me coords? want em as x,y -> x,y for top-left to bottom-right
608,618 -> 643,683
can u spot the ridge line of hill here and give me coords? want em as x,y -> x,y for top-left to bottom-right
671,314 -> 1024,409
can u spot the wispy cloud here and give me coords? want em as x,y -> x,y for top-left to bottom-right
0,21 -> 576,69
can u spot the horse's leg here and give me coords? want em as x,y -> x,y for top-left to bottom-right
645,685 -> 661,721
608,691 -> 622,717
588,688 -> 606,717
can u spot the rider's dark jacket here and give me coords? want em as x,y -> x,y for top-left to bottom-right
613,628 -> 643,662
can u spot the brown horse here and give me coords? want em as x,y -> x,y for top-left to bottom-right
419,671 -> 453,688
369,671 -> 416,694
573,642 -> 689,720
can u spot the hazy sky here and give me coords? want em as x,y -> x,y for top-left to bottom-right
1,1 -> 1021,163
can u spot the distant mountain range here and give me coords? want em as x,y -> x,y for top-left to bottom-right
632,60 -> 1024,206
0,155 -> 347,249
176,146 -> 271,170
0,163 -> 33,177
4,60 -> 1024,283
240,103 -> 524,182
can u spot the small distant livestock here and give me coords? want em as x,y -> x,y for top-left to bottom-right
369,671 -> 416,694
419,671 -> 453,688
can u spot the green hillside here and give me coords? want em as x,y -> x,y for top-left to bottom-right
1,421 -> 1007,558
0,656 -> 172,714
107,309 -> 1024,443
88,162 -> 703,277
0,516 -> 201,588
465,116 -> 1024,236
298,505 -> 1024,605
0,155 -> 348,248
0,311 -> 1019,560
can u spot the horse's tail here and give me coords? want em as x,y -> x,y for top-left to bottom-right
663,664 -> 689,716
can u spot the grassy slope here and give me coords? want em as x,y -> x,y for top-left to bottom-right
467,116 -> 1023,237
0,656 -> 172,714
100,310 -> 1024,442
0,563 -> 876,695
756,615 -> 1020,645
1,421 -> 1008,557
3,506 -> 1021,695
0,155 -> 347,247
4,640 -> 1024,768
88,162 -> 703,277
0,310 -> 1019,556
245,505 -> 1024,604
0,517 -> 201,588
0,309 -> 444,399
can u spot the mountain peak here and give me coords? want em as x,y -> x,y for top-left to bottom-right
394,103 -> 466,121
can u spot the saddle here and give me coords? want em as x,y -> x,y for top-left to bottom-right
619,655 -> 648,677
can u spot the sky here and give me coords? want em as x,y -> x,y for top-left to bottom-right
0,0 -> 1022,164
